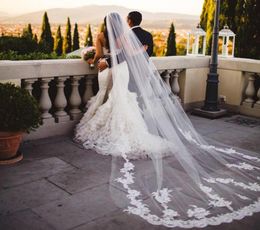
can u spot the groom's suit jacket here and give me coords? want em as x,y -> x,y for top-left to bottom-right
132,26 -> 153,57
106,26 -> 153,67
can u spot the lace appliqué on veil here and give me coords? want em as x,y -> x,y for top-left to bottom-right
116,153 -> 260,228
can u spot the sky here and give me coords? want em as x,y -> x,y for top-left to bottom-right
0,0 -> 204,16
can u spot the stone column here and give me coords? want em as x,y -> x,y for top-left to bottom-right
254,84 -> 260,110
83,75 -> 95,108
39,78 -> 54,123
23,78 -> 37,96
69,76 -> 82,120
171,70 -> 180,95
242,74 -> 255,106
171,70 -> 182,102
161,70 -> 171,89
256,87 -> 260,105
54,77 -> 70,122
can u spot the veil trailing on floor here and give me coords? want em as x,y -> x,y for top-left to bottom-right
106,12 -> 260,228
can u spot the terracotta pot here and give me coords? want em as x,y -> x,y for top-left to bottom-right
0,132 -> 22,160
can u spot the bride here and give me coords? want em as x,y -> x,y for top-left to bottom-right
75,12 -> 260,228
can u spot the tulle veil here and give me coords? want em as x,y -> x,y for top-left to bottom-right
104,12 -> 260,228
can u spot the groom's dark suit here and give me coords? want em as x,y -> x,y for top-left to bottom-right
105,26 -> 153,67
132,26 -> 153,57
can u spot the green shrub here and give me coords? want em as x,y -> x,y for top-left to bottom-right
0,36 -> 39,54
0,83 -> 41,132
0,51 -> 80,60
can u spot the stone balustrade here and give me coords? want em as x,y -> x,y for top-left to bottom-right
0,56 -> 259,140
217,58 -> 260,117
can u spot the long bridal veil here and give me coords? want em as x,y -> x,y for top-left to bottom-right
106,12 -> 260,228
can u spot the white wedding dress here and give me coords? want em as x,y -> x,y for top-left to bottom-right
75,13 -> 260,229
75,48 -> 173,159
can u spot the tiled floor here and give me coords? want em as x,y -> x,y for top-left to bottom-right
0,114 -> 260,230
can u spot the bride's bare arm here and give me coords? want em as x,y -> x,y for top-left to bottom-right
92,33 -> 104,63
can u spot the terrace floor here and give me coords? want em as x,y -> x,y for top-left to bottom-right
0,114 -> 260,230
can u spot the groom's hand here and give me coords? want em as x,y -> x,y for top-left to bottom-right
98,59 -> 108,72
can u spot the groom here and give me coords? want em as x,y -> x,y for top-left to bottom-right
97,11 -> 153,71
127,11 -> 153,56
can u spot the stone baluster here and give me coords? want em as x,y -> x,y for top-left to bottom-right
69,76 -> 82,120
39,78 -> 54,123
256,87 -> 260,105
171,70 -> 180,96
254,82 -> 260,110
23,78 -> 37,96
83,75 -> 95,108
160,70 -> 171,89
54,77 -> 70,122
242,74 -> 255,106
170,70 -> 182,102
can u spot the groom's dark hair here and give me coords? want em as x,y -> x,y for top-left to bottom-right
128,11 -> 142,26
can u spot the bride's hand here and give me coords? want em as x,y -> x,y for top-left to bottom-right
87,59 -> 94,65
98,59 -> 108,72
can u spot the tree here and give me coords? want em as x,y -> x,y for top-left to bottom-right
22,24 -> 33,40
0,36 -> 38,54
39,12 -> 54,53
200,0 -> 259,59
219,0 -> 237,30
200,0 -> 215,54
54,25 -> 63,56
72,23 -> 80,51
176,38 -> 187,55
165,22 -> 177,56
84,24 -> 93,46
63,17 -> 72,54
235,0 -> 259,59
152,31 -> 166,56
33,34 -> 38,43
200,0 -> 210,30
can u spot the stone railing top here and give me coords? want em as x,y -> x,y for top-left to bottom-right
218,57 -> 260,73
150,56 -> 210,70
0,56 -> 211,81
0,59 -> 97,81
0,56 -> 259,81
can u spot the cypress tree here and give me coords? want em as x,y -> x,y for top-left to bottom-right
200,0 -> 235,54
22,24 -> 33,40
54,25 -> 63,56
200,0 -> 259,59
219,0 -> 237,30
39,12 -> 54,53
200,0 -> 209,30
63,17 -> 72,54
234,0 -> 246,57
165,22 -> 177,56
72,23 -> 80,51
33,34 -> 38,43
235,0 -> 259,58
200,0 -> 214,54
84,24 -> 93,46
250,0 -> 260,59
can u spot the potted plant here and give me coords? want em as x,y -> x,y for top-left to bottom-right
0,83 -> 41,164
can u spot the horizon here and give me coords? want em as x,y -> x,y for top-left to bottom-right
0,0 -> 204,16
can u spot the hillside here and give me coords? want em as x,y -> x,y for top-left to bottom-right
0,5 -> 199,30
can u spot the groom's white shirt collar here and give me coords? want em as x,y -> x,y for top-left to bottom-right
131,25 -> 141,30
